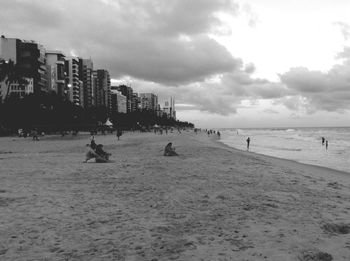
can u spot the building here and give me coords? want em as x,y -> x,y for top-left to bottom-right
79,58 -> 94,108
4,77 -> 34,98
17,40 -> 47,93
65,56 -> 82,106
111,90 -> 127,113
93,69 -> 111,109
112,85 -> 134,112
163,97 -> 176,119
0,35 -> 47,98
132,93 -> 141,111
45,50 -> 66,97
139,93 -> 158,112
0,36 -> 18,62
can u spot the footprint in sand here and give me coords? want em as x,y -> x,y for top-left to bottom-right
321,223 -> 350,235
298,250 -> 333,261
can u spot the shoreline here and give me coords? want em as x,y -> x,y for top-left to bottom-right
1,131 -> 350,260
216,136 -> 350,178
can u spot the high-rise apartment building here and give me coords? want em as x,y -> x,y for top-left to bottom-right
112,85 -> 134,113
111,90 -> 127,113
46,50 -> 66,97
132,93 -> 141,111
65,57 -> 82,106
163,97 -> 176,119
17,40 -> 47,93
79,58 -> 94,108
139,93 -> 158,112
93,69 -> 111,109
0,35 -> 47,98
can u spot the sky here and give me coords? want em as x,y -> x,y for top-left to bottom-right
1,0 -> 350,128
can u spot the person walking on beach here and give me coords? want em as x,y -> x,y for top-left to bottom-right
32,129 -> 39,141
325,140 -> 328,150
246,137 -> 250,150
116,129 -> 122,140
322,137 -> 325,145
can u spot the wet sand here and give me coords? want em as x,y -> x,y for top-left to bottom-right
0,131 -> 350,260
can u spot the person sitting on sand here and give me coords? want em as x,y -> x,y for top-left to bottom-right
95,144 -> 111,162
164,142 -> 178,156
84,144 -> 111,163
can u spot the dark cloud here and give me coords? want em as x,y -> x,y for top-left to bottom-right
98,35 -> 242,85
0,0 -> 241,85
1,0 -> 63,30
3,0 -> 349,117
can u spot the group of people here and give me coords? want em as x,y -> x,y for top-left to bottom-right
321,137 -> 329,149
85,137 -> 179,163
84,136 -> 112,163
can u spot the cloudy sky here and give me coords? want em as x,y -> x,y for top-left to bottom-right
2,0 -> 350,128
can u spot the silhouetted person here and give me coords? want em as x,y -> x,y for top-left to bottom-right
32,129 -> 39,141
116,129 -> 122,140
246,137 -> 250,150
90,136 -> 97,150
217,131 -> 221,139
326,140 -> 328,150
322,137 -> 325,145
164,142 -> 178,156
84,144 -> 111,163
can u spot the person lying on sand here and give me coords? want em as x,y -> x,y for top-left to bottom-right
84,144 -> 111,163
164,142 -> 179,156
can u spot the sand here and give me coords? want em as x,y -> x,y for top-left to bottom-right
0,131 -> 349,261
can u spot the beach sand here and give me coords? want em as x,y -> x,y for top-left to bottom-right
0,131 -> 349,261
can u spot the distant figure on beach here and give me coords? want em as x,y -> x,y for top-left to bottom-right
322,137 -> 325,145
116,129 -> 122,140
84,144 -> 111,163
32,129 -> 39,141
326,140 -> 328,150
164,142 -> 179,156
217,131 -> 221,139
90,136 -> 97,150
246,137 -> 250,150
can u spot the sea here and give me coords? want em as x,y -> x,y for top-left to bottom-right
218,127 -> 350,174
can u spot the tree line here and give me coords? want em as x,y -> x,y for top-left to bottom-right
0,92 -> 194,136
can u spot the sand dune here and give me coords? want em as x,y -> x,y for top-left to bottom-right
0,131 -> 349,260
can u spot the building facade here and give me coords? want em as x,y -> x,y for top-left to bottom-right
139,93 -> 158,112
0,36 -> 47,98
93,69 -> 111,109
79,58 -> 94,108
65,57 -> 82,106
112,85 -> 134,113
163,97 -> 176,119
6,77 -> 34,98
111,90 -> 127,113
132,93 -> 141,111
45,50 -> 66,97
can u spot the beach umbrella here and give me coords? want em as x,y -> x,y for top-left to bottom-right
104,118 -> 113,127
